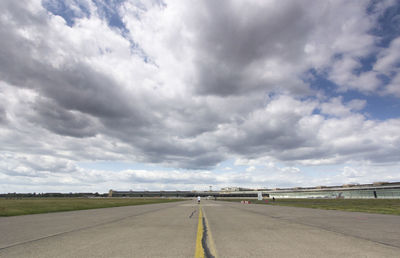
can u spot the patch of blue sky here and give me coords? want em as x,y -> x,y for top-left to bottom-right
43,0 -> 156,66
353,55 -> 378,76
91,0 -> 157,65
368,1 -> 400,47
42,0 -> 91,27
129,41 -> 156,65
92,0 -> 127,32
304,3 -> 400,120
306,69 -> 400,120
342,91 -> 400,120
306,68 -> 337,96
43,0 -> 128,32
329,53 -> 378,77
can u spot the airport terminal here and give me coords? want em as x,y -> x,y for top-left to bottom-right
109,181 -> 400,199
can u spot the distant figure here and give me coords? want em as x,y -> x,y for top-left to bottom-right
197,196 -> 201,204
272,197 -> 275,202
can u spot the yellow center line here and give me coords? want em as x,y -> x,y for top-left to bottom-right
195,206 -> 205,258
194,204 -> 218,258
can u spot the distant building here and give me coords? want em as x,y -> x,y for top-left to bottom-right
264,182 -> 400,199
221,187 -> 240,192
106,182 -> 400,199
221,187 -> 253,192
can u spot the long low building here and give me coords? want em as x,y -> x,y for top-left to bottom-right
231,182 -> 400,199
109,182 -> 400,199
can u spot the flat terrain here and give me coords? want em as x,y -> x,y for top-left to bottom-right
1,200 -> 399,257
0,198 -> 183,216
221,198 -> 400,215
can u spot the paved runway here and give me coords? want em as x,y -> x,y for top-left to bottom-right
0,200 -> 399,257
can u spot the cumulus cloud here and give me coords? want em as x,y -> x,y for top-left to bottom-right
0,0 -> 400,192
319,97 -> 366,117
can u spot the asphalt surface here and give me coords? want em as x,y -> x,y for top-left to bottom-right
0,200 -> 399,257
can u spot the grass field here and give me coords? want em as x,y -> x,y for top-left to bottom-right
220,198 -> 400,215
0,198 -> 184,216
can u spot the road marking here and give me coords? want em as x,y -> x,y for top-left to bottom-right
195,207 -> 205,258
195,206 -> 217,258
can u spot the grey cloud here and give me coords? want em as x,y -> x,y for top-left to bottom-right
216,97 -> 320,157
189,0 -> 312,96
0,1 -> 144,120
122,132 -> 225,169
0,1 -> 48,28
275,148 -> 332,163
0,47 -> 137,120
41,64 -> 139,119
169,153 -> 226,170
0,0 -> 150,144
198,1 -> 307,64
127,172 -> 219,185
0,153 -> 78,178
0,106 -> 7,124
0,0 -> 399,176
29,98 -> 99,138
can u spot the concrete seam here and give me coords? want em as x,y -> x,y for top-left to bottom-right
202,208 -> 218,258
224,201 -> 400,250
0,202 -> 183,251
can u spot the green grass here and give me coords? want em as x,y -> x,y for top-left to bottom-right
0,198 -> 184,216
219,198 -> 400,215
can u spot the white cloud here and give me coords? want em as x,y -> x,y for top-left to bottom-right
374,37 -> 400,75
385,72 -> 400,97
246,166 -> 256,172
0,0 -> 399,192
320,97 -> 366,117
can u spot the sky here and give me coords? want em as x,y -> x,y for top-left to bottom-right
0,0 -> 400,193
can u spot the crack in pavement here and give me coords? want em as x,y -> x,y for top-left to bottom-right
201,216 -> 215,258
0,203 -> 181,251
224,202 -> 400,249
189,209 -> 196,218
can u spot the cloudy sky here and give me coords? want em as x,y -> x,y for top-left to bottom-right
1,0 -> 400,193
